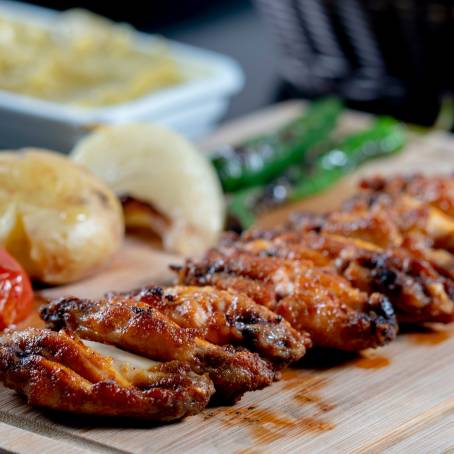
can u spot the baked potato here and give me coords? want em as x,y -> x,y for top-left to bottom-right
0,149 -> 124,284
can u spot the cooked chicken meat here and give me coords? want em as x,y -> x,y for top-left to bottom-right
121,285 -> 310,367
360,174 -> 454,217
0,328 -> 214,420
355,174 -> 454,277
287,198 -> 454,283
231,230 -> 454,324
175,248 -> 397,351
343,192 -> 454,252
41,296 -> 275,402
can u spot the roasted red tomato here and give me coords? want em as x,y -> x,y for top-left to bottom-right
0,249 -> 33,329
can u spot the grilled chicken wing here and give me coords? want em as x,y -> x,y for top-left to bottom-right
360,174 -> 454,217
344,192 -> 454,251
288,197 -> 454,281
0,328 -> 214,420
354,174 -> 454,277
41,296 -> 275,402
233,230 -> 454,324
287,182 -> 454,253
176,249 -> 397,351
288,208 -> 402,249
401,235 -> 454,281
121,286 -> 310,367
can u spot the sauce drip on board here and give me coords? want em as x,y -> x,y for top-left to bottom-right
204,403 -> 334,446
407,328 -> 451,346
202,368 -> 335,448
354,355 -> 391,369
281,369 -> 336,413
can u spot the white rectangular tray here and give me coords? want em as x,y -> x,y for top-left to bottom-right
0,1 -> 244,151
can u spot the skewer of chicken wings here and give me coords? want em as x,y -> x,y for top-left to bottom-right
41,296 -> 275,403
0,328 -> 214,420
120,285 -> 310,367
231,230 -> 454,324
175,248 -> 397,351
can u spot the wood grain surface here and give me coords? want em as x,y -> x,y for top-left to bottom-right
1,102 -> 454,454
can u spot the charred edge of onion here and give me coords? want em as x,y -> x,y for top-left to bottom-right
119,194 -> 172,241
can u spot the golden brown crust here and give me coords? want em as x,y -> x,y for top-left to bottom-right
176,249 -> 397,352
354,175 -> 454,272
360,174 -> 454,217
0,328 -> 214,420
287,193 -> 454,290
41,297 -> 275,402
235,231 -> 454,324
121,286 -> 310,367
288,208 -> 404,249
275,175 -> 454,324
342,192 -> 454,251
288,187 -> 454,255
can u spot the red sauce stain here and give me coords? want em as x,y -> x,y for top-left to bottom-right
281,368 -> 301,381
245,409 -> 297,444
297,417 -> 334,432
354,355 -> 390,369
293,391 -> 335,412
214,406 -> 334,445
235,450 -> 262,454
408,330 -> 450,346
203,376 -> 334,448
281,368 -> 336,413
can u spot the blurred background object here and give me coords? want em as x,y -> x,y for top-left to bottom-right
255,0 -> 453,127
10,0 -> 454,129
22,0 -> 281,121
0,1 -> 244,149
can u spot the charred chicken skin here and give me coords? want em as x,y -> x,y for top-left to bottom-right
360,174 -> 454,218
343,192 -> 454,252
287,197 -> 454,283
287,177 -> 454,254
0,328 -> 214,420
121,286 -> 310,367
231,230 -> 454,324
175,248 -> 397,352
354,174 -> 454,278
41,296 -> 275,403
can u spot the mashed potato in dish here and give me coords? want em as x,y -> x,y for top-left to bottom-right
0,9 -> 183,107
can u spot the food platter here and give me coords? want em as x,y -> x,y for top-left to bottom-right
1,101 -> 453,454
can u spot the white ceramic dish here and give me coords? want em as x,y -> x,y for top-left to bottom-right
0,1 -> 244,151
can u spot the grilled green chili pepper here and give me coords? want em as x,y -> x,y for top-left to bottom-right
228,117 -> 405,230
289,117 -> 405,200
211,97 -> 343,192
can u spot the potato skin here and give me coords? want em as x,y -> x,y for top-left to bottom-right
0,149 -> 124,284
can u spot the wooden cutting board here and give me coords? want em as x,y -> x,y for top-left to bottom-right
1,102 -> 454,454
